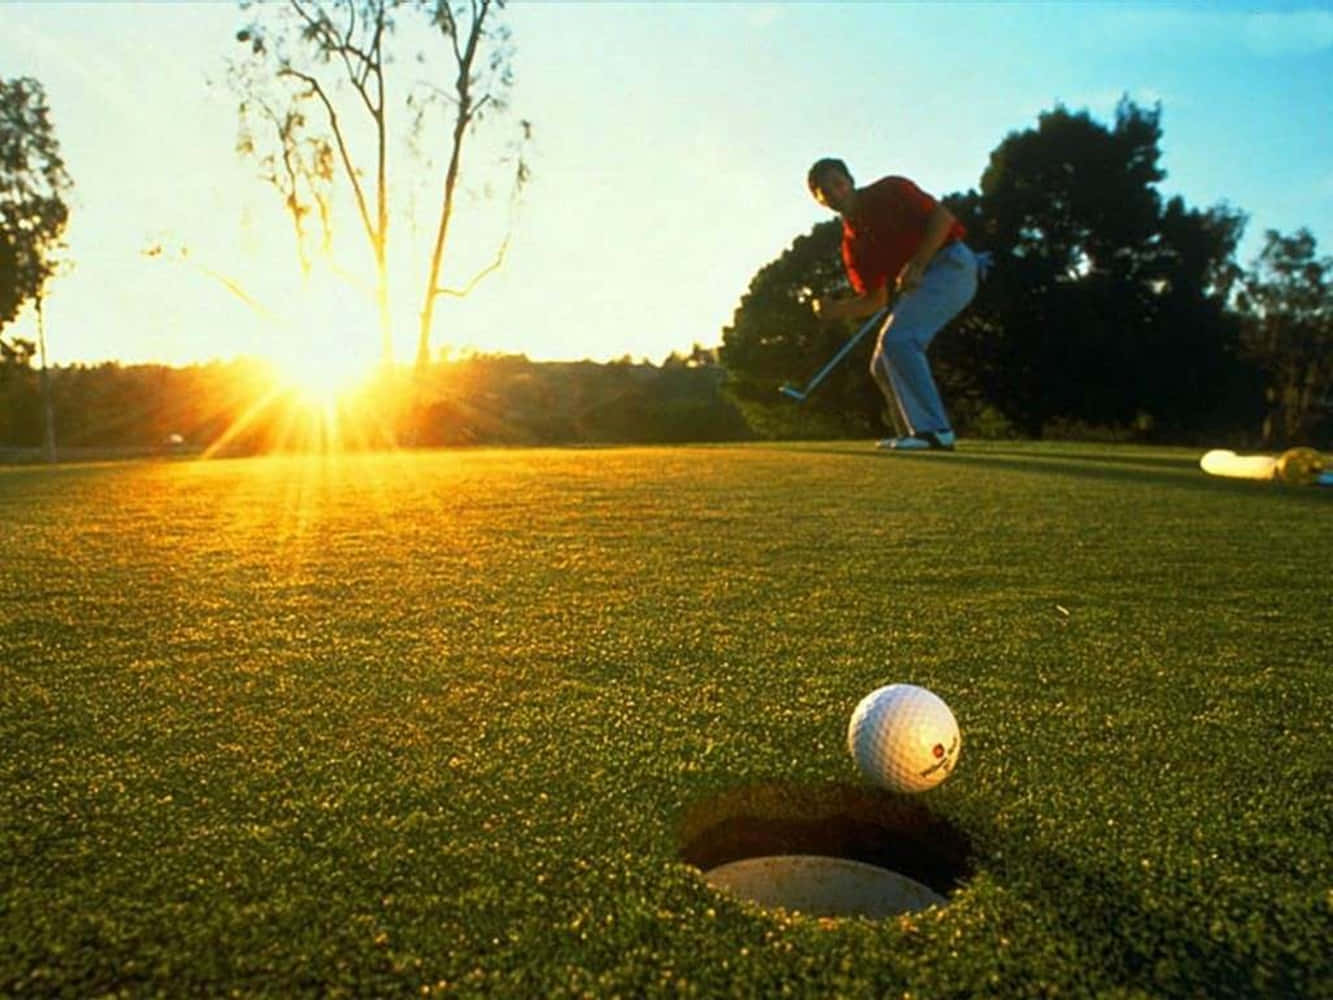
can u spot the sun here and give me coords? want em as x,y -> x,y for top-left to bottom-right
188,264 -> 417,457
267,275 -> 384,408
261,325 -> 387,455
219,275 -> 396,454
273,338 -> 378,411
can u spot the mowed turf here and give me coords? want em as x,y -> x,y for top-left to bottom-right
1,442 -> 1329,998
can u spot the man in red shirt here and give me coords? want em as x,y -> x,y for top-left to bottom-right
808,157 -> 983,450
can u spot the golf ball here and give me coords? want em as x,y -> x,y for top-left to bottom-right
847,684 -> 960,793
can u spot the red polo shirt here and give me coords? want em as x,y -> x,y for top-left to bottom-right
841,176 -> 966,295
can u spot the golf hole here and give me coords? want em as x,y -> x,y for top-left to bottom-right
678,782 -> 973,920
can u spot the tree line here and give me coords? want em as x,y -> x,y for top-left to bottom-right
0,352 -> 752,459
722,100 -> 1331,449
3,0 -> 534,460
4,19 -> 1331,454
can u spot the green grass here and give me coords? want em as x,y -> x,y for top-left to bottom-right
1,442 -> 1329,998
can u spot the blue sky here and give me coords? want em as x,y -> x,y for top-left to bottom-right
2,1 -> 1331,379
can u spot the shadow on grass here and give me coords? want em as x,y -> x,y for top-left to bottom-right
768,442 -> 1333,504
958,448 -> 1332,505
989,830 -> 1304,997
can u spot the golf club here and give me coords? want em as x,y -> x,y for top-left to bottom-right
778,306 -> 888,403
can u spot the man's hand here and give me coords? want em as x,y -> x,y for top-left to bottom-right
815,288 -> 888,324
896,258 -> 927,294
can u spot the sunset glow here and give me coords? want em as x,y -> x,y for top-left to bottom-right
264,276 -> 383,412
3,3 -> 1330,372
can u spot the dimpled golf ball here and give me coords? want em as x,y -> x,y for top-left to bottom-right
847,684 -> 960,793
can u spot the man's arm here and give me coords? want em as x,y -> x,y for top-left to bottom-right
813,201 -> 958,321
812,283 -> 888,323
895,203 -> 958,293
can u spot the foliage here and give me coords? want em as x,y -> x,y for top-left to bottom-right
0,337 -> 38,446
1237,228 -> 1333,447
957,99 -> 1253,438
719,221 -> 884,438
0,335 -> 35,372
1,445 -> 1329,995
0,77 -> 71,334
979,98 -> 1165,279
0,355 -> 753,454
722,99 -> 1272,444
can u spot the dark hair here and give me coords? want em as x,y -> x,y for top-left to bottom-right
807,157 -> 852,194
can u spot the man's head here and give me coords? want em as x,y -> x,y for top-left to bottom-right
807,158 -> 856,214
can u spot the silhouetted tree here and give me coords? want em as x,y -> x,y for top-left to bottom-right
719,220 -> 881,438
0,336 -> 38,445
967,99 -> 1162,433
1138,197 -> 1255,438
944,98 -> 1248,438
1238,229 -> 1332,447
721,99 -> 1255,442
1,77 -> 71,460
0,78 -> 70,337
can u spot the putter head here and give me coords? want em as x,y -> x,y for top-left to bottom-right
778,385 -> 806,402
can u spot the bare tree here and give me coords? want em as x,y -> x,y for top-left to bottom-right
413,0 -> 529,370
235,0 -> 393,360
232,75 -> 335,279
231,0 -> 528,371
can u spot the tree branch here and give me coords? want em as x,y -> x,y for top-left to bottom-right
279,67 -> 376,251
435,231 -> 510,298
289,0 -> 382,118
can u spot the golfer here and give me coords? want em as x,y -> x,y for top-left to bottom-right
808,157 -> 984,450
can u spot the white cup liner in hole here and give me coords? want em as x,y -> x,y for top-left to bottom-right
704,854 -> 948,918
